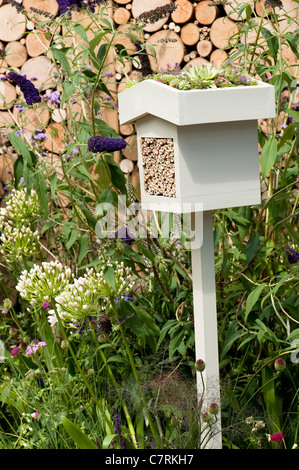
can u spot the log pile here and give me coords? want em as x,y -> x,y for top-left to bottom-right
0,0 -> 298,200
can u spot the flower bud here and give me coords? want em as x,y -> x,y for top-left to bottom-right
208,402 -> 219,415
274,358 -> 286,373
22,381 -> 30,390
202,411 -> 212,423
61,340 -> 69,350
9,328 -> 18,338
195,359 -> 205,372
87,369 -> 94,376
3,298 -> 12,311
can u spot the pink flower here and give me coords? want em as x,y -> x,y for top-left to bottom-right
270,432 -> 284,442
42,302 -> 51,309
11,347 -> 20,356
33,412 -> 40,420
25,342 -> 47,355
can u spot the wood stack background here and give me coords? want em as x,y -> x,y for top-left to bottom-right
0,0 -> 298,200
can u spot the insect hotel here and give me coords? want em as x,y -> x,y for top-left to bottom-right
118,76 -> 275,449
118,78 -> 275,213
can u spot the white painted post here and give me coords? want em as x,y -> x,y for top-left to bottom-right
191,210 -> 222,449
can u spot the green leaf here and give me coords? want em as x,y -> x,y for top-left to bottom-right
107,160 -> 127,194
261,366 -> 281,432
76,164 -> 92,180
288,109 -> 299,123
34,173 -> 48,216
245,232 -> 260,263
13,155 -> 24,187
260,138 -> 277,178
8,133 -> 32,166
51,47 -> 72,76
97,43 -> 109,67
61,417 -> 98,449
245,283 -> 266,322
88,32 -> 107,58
261,27 -> 278,58
67,228 -> 79,250
41,221 -> 55,235
50,172 -> 57,199
78,233 -> 90,265
102,434 -> 119,449
94,118 -> 122,139
104,265 -> 116,291
220,328 -> 246,359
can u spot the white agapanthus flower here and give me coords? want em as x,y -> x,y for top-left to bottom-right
0,223 -> 40,263
16,260 -> 73,307
48,262 -> 135,327
4,188 -> 40,223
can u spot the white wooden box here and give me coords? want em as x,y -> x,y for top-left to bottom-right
118,79 -> 275,213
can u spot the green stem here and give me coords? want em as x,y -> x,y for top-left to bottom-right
90,33 -> 117,136
51,303 -> 113,433
248,10 -> 266,76
110,300 -> 162,447
86,319 -> 138,448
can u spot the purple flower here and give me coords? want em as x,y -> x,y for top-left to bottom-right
115,227 -> 135,245
87,135 -> 127,153
6,72 -> 41,106
19,177 -> 24,184
44,91 -> 61,104
112,407 -> 126,449
14,104 -> 26,112
56,0 -> 103,15
285,247 -> 299,264
11,347 -> 20,356
25,341 -> 47,355
32,131 -> 47,141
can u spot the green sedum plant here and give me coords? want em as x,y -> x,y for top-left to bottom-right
125,62 -> 258,90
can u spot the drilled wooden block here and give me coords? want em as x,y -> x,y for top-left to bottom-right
140,137 -> 176,198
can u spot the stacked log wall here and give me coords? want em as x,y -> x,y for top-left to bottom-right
0,0 -> 298,200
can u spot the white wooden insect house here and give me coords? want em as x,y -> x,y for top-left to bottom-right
118,75 -> 275,449
118,78 -> 275,213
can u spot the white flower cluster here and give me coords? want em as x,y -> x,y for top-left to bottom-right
85,262 -> 135,300
4,188 -> 40,223
16,260 -> 135,328
0,223 -> 40,263
0,188 -> 41,265
16,260 -> 73,307
49,262 -> 135,327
